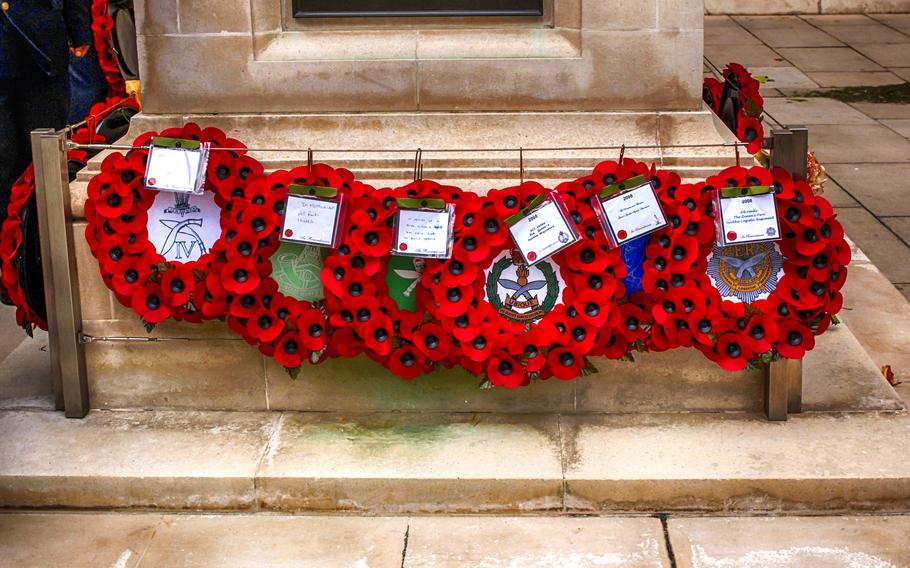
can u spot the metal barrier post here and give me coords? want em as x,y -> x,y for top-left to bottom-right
764,126 -> 809,421
30,128 -> 88,418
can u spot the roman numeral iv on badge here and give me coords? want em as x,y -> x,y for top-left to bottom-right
144,137 -> 210,195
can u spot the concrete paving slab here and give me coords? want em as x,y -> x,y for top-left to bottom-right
807,124 -> 910,163
882,118 -> 910,138
840,239 -> 910,399
838,208 -> 910,283
800,15 -> 876,26
848,101 -> 910,119
763,97 -> 876,124
705,44 -> 790,68
805,71 -> 906,87
404,517 -> 670,568
0,410 -> 277,509
0,512 -> 161,568
882,216 -> 910,242
0,329 -> 52,410
826,163 -> 910,216
736,16 -> 817,29
892,67 -> 910,81
704,26 -> 764,46
562,411 -> 910,513
803,322 -> 904,411
777,47 -> 884,72
818,24 -> 910,45
871,14 -> 910,35
895,282 -> 910,303
704,15 -> 739,27
748,23 -> 843,48
852,43 -> 910,68
256,412 -> 564,513
139,514 -> 408,567
749,66 -> 819,89
669,516 -> 910,568
819,178 -> 862,209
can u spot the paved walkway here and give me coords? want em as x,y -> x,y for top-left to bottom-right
2,511 -> 910,567
705,14 -> 910,302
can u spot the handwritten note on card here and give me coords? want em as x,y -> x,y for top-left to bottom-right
395,208 -> 452,258
281,194 -> 339,247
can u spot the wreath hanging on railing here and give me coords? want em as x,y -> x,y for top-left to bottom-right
84,123 -> 263,327
0,96 -> 140,334
79,120 -> 851,386
641,164 -> 847,371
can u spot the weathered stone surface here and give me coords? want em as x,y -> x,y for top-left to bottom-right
670,516 -> 910,568
705,0 -> 819,14
562,411 -> 910,512
0,330 -> 52,410
808,124 -> 910,163
256,412 -> 564,513
85,333 -> 267,411
762,97 -> 875,124
0,410 -> 276,509
0,513 -> 160,568
73,221 -> 113,321
140,514 -> 407,567
405,516 -> 670,567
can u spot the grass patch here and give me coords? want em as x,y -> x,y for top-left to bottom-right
803,82 -> 910,104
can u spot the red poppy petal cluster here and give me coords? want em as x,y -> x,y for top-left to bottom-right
641,164 -> 847,371
85,123 -> 260,326
0,96 -> 139,334
79,121 -> 849,385
704,63 -> 765,155
91,0 -> 127,97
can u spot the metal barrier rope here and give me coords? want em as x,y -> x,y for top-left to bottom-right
68,141 -> 749,153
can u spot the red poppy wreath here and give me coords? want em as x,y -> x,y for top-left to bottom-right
85,123 -> 264,326
210,164 -> 375,372
91,0 -> 127,97
319,179 -> 465,380
641,164 -> 848,371
0,167 -> 46,332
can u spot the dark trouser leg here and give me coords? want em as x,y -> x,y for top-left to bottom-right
0,82 -> 22,225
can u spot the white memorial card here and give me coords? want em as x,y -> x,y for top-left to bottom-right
718,191 -> 780,246
281,194 -> 340,247
600,182 -> 667,244
394,208 -> 453,259
145,140 -> 209,194
509,199 -> 577,265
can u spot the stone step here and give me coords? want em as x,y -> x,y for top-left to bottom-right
5,511 -> 910,568
2,403 -> 908,514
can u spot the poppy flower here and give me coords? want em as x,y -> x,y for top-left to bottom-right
737,117 -> 764,155
160,263 -> 194,307
413,323 -> 451,361
776,320 -> 815,359
455,227 -> 493,264
565,318 -> 597,355
388,346 -> 428,380
220,258 -> 261,294
297,308 -> 328,352
131,284 -> 172,323
618,302 -> 649,342
714,331 -> 753,372
487,352 -> 526,388
362,314 -> 394,356
432,283 -> 473,318
742,314 -> 779,354
562,243 -> 610,273
324,327 -> 361,359
547,347 -> 584,380
571,288 -> 610,327
506,330 -> 548,372
593,161 -> 629,188
460,324 -> 497,363
246,310 -> 283,344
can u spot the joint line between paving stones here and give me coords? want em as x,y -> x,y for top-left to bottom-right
253,413 -> 285,511
132,516 -> 163,568
557,414 -> 568,512
795,16 -> 904,74
658,514 -> 678,568
400,521 -> 410,568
